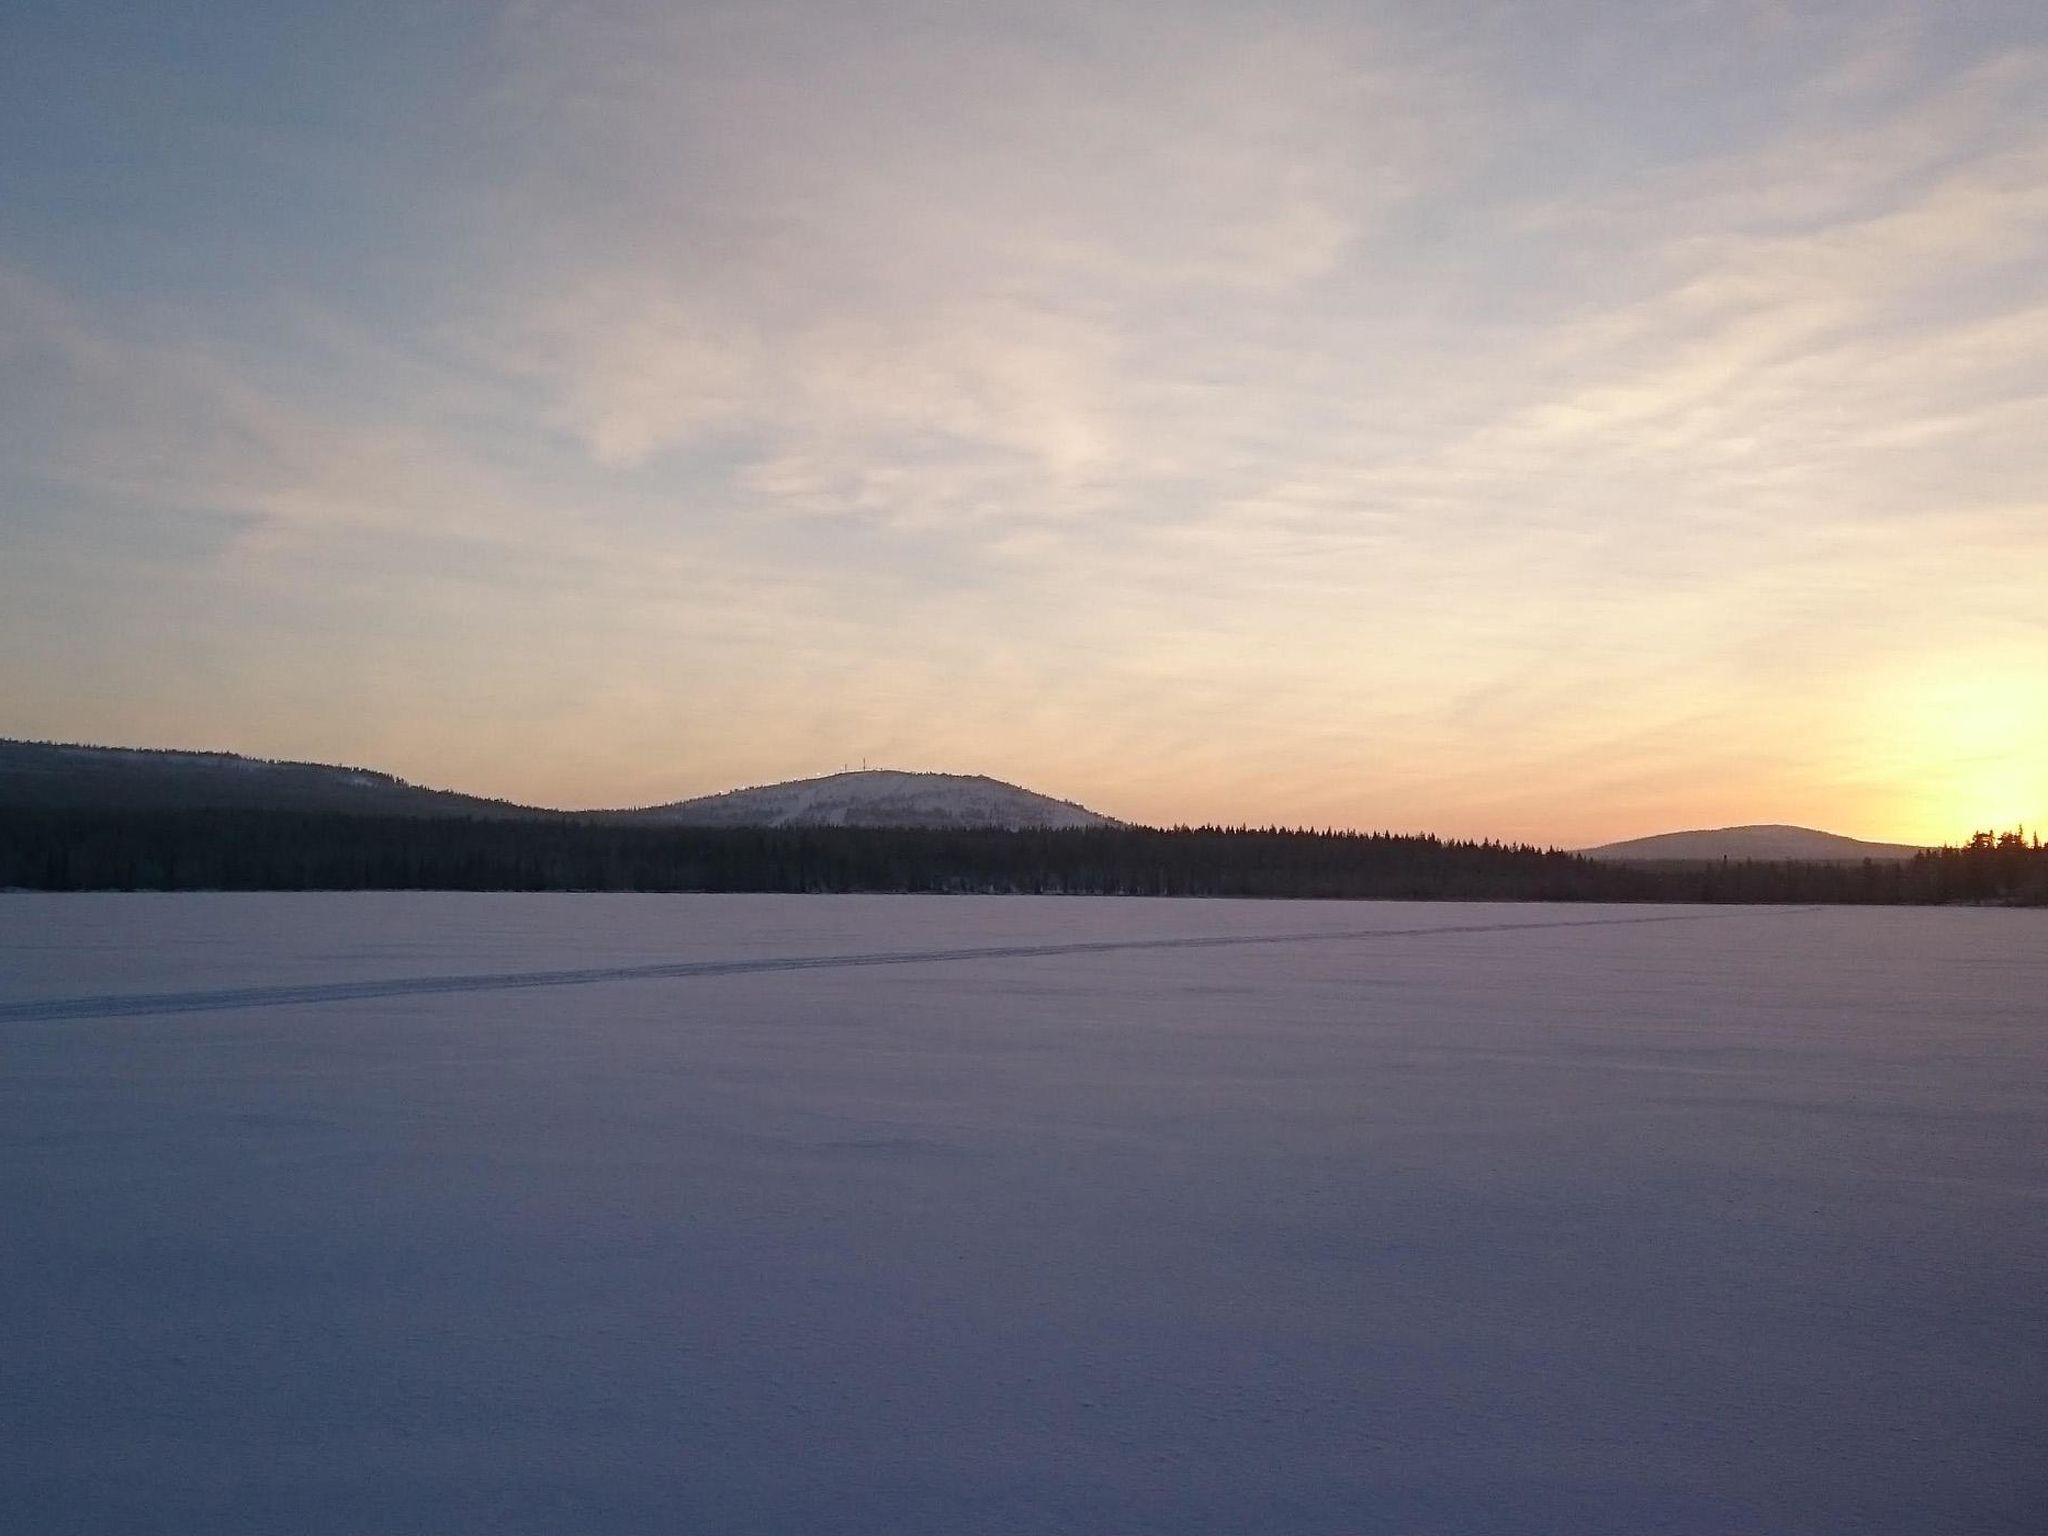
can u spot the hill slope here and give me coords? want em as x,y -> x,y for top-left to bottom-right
613,770 -> 1118,830
0,742 -> 1115,830
1583,824 -> 1926,863
0,740 -> 541,818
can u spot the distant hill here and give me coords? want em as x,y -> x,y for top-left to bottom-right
609,770 -> 1118,830
0,742 -> 1116,831
1582,824 -> 1927,863
0,739 -> 540,818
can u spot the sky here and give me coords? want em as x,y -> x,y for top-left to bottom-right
2,0 -> 2043,845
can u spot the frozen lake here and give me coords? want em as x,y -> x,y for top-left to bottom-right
3,894 -> 2044,1533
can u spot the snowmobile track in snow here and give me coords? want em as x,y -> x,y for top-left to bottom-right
0,907 -> 1815,1024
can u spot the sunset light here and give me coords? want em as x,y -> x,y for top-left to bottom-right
4,6 -> 2045,1533
4,4 -> 2044,844
1871,655 -> 2048,845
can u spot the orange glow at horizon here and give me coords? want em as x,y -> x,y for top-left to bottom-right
1861,656 -> 2048,847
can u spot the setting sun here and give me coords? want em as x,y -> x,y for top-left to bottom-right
1868,656 -> 2048,845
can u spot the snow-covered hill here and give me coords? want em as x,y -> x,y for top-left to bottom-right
0,743 -> 1116,830
617,770 -> 1118,830
0,739 -> 532,817
1582,824 -> 1926,862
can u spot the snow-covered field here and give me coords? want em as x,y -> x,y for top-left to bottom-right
3,894 -> 2043,1534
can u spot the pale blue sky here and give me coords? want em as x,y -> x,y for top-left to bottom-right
3,0 -> 2043,841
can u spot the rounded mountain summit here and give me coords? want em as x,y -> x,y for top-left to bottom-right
613,770 -> 1119,831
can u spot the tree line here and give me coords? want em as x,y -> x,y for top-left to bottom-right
2,809 -> 2042,904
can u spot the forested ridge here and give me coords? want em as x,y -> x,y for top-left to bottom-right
3,810 -> 2042,904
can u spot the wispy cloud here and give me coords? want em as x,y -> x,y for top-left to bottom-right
2,1 -> 2041,839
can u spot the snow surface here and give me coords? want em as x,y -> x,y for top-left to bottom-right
2,894 -> 2044,1534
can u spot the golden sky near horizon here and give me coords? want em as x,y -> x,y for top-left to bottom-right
2,2 -> 2043,845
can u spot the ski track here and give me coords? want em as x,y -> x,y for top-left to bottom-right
0,907 -> 1814,1025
